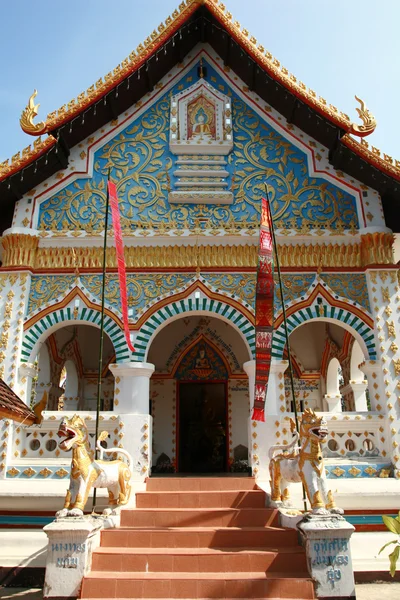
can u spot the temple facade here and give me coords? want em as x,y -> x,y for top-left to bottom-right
0,0 -> 399,502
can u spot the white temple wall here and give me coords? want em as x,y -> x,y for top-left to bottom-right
151,378 -> 175,468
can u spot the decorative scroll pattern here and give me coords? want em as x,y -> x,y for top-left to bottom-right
320,273 -> 370,311
38,61 -> 358,232
27,276 -> 76,315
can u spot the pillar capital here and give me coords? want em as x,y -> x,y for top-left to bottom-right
270,359 -> 289,375
109,361 -> 155,379
19,362 -> 38,379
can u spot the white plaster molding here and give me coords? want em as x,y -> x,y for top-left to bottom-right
109,362 -> 155,379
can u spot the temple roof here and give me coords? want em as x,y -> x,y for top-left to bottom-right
0,0 -> 399,232
0,379 -> 36,425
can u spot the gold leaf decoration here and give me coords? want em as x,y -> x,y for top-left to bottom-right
7,467 -> 20,477
23,467 -> 36,478
55,468 -> 69,478
39,467 -> 52,478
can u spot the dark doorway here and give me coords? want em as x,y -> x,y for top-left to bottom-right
178,382 -> 227,473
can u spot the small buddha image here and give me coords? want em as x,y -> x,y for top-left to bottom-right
194,346 -> 211,369
187,96 -> 216,141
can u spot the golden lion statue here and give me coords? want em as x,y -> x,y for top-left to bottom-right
56,414 -> 132,518
269,408 -> 343,515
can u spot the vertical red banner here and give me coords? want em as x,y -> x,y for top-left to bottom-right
252,198 -> 275,422
108,181 -> 135,353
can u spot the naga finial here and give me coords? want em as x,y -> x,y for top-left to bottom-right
348,95 -> 377,137
20,90 -> 49,136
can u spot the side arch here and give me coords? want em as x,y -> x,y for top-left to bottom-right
21,306 -> 130,363
136,296 -> 255,362
272,304 -> 376,361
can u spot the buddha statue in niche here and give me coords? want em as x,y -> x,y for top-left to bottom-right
187,96 -> 216,141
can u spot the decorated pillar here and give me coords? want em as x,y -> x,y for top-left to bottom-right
346,381 -> 368,412
323,393 -> 342,414
359,360 -> 381,411
109,362 -> 155,480
109,362 -> 155,414
365,267 -> 400,477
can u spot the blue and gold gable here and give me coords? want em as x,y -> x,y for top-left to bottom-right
38,55 -> 358,233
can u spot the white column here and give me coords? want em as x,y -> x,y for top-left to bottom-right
267,360 -> 289,415
358,360 -> 380,411
19,362 -> 38,406
323,393 -> 342,413
349,381 -> 368,412
109,362 -> 155,414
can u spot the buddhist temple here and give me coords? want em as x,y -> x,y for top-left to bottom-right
0,0 -> 399,591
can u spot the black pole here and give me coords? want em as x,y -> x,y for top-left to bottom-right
265,183 -> 308,512
92,172 -> 111,513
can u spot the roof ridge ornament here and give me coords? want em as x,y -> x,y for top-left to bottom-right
20,90 -> 49,136
348,95 -> 376,137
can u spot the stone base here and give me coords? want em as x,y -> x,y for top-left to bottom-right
43,514 -> 119,599
298,514 -> 356,599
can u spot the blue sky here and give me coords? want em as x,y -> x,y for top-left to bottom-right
0,0 -> 398,163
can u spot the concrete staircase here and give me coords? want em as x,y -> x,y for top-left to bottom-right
80,477 -> 314,599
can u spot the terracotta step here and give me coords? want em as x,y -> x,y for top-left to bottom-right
81,571 -> 315,598
135,490 -> 266,509
121,508 -> 278,528
91,546 -> 308,573
145,477 -> 257,492
101,526 -> 300,549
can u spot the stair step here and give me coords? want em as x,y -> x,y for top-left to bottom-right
145,477 -> 257,492
136,490 -> 266,509
101,526 -> 299,548
121,508 -> 278,528
92,546 -> 307,573
81,572 -> 315,599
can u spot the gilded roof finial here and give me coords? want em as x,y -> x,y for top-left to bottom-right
348,95 -> 376,137
20,90 -> 49,136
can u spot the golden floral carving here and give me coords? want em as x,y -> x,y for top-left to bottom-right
331,467 -> 345,477
39,467 -> 52,478
7,467 -> 20,477
33,239 -> 394,271
23,467 -> 36,477
348,466 -> 361,477
55,468 -> 69,478
1,233 -> 39,268
364,466 -> 377,476
393,359 -> 400,377
360,234 -> 394,266
381,287 -> 390,302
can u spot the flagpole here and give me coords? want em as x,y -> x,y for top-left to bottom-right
264,183 -> 307,512
92,171 -> 111,513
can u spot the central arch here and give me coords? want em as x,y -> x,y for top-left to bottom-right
135,294 -> 255,363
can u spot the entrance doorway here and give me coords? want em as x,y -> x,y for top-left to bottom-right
178,382 -> 227,473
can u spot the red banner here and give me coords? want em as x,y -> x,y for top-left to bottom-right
252,198 -> 274,422
108,181 -> 135,353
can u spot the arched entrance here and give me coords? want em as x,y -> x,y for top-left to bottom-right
147,315 -> 250,474
31,323 -> 116,411
284,320 -> 370,413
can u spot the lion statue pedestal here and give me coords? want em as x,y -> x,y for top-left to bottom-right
56,415 -> 132,518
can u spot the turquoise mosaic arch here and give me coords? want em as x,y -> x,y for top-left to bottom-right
21,307 -> 131,364
135,296 -> 255,362
271,304 -> 376,361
